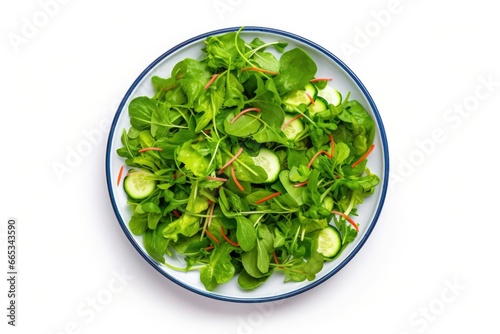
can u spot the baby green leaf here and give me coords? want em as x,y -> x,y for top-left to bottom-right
176,141 -> 210,177
129,96 -> 157,130
236,216 -> 257,251
274,48 -> 317,94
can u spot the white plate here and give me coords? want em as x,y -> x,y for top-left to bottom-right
106,26 -> 389,303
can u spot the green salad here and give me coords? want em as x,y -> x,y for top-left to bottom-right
116,28 -> 380,291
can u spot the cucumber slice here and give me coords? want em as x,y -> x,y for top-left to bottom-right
282,114 -> 305,141
308,96 -> 329,115
304,82 -> 318,100
123,170 -> 157,200
316,225 -> 342,259
282,83 -> 318,112
252,148 -> 281,183
318,85 -> 342,107
282,90 -> 310,112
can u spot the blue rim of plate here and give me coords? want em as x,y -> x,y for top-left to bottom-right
105,26 -> 390,303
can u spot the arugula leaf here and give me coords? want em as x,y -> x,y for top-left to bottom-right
200,243 -> 236,291
143,221 -> 170,263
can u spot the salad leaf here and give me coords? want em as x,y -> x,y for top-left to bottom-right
274,48 -> 317,94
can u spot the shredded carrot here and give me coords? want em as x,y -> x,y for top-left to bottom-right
332,210 -> 359,232
306,92 -> 315,105
351,144 -> 375,168
231,107 -> 261,124
161,83 -> 177,91
205,230 -> 220,244
273,251 -> 280,265
220,226 -> 240,247
138,147 -> 163,153
218,147 -> 244,175
273,251 -> 284,269
241,67 -> 279,75
310,77 -> 333,83
281,114 -> 303,130
172,210 -> 181,218
204,246 -> 215,251
117,165 -> 124,186
255,191 -> 281,205
307,150 -> 329,169
206,176 -> 228,182
230,164 -> 245,192
204,74 -> 219,90
328,133 -> 335,159
293,180 -> 309,188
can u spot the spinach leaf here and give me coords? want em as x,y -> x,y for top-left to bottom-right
129,96 -> 157,130
236,216 -> 257,251
274,48 -> 317,94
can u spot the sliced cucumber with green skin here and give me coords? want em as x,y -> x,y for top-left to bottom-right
316,225 -> 342,259
304,82 -> 318,101
308,96 -> 329,115
282,90 -> 310,112
282,83 -> 318,112
123,171 -> 157,200
282,114 -> 305,141
252,148 -> 281,183
318,85 -> 342,107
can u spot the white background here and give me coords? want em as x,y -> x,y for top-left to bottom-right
1,0 -> 499,333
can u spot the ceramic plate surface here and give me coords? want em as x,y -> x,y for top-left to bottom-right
106,26 -> 389,303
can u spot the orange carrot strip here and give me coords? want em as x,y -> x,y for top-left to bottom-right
231,107 -> 261,124
230,164 -> 245,192
281,114 -> 303,130
273,251 -> 280,264
205,230 -> 220,244
220,226 -> 240,247
332,210 -> 359,232
138,147 -> 163,153
206,176 -> 228,182
204,74 -> 219,90
241,67 -> 279,75
310,77 -> 333,83
255,191 -> 281,205
306,92 -> 315,105
273,251 -> 284,269
204,246 -> 215,251
218,147 -> 243,175
351,144 -> 375,168
328,134 -> 335,159
117,165 -> 124,186
293,180 -> 309,188
172,210 -> 181,218
307,150 -> 329,169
